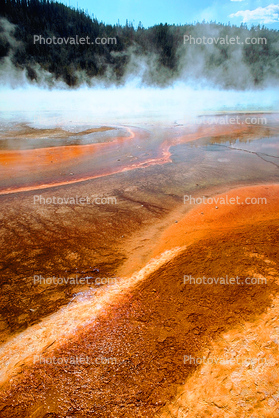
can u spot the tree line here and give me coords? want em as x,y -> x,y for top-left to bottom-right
0,0 -> 278,88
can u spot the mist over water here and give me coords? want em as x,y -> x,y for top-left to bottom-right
1,84 -> 279,127
1,13 -> 279,127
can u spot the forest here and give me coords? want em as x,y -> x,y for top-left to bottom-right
0,0 -> 279,88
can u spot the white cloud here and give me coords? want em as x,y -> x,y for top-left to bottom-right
229,4 -> 279,24
230,0 -> 245,2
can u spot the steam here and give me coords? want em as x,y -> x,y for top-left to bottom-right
0,17 -> 279,126
1,84 -> 278,127
0,18 -> 67,88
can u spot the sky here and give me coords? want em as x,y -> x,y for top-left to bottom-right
60,0 -> 279,29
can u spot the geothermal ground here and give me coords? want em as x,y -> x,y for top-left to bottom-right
0,114 -> 279,417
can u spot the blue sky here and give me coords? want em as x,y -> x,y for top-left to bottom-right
61,0 -> 279,29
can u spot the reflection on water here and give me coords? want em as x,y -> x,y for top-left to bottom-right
0,125 -> 126,150
0,113 -> 278,194
171,132 -> 279,191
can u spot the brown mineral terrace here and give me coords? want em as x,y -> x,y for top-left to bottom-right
0,184 -> 278,417
0,115 -> 278,417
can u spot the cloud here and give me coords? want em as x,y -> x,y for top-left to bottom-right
230,0 -> 245,2
229,4 -> 279,24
